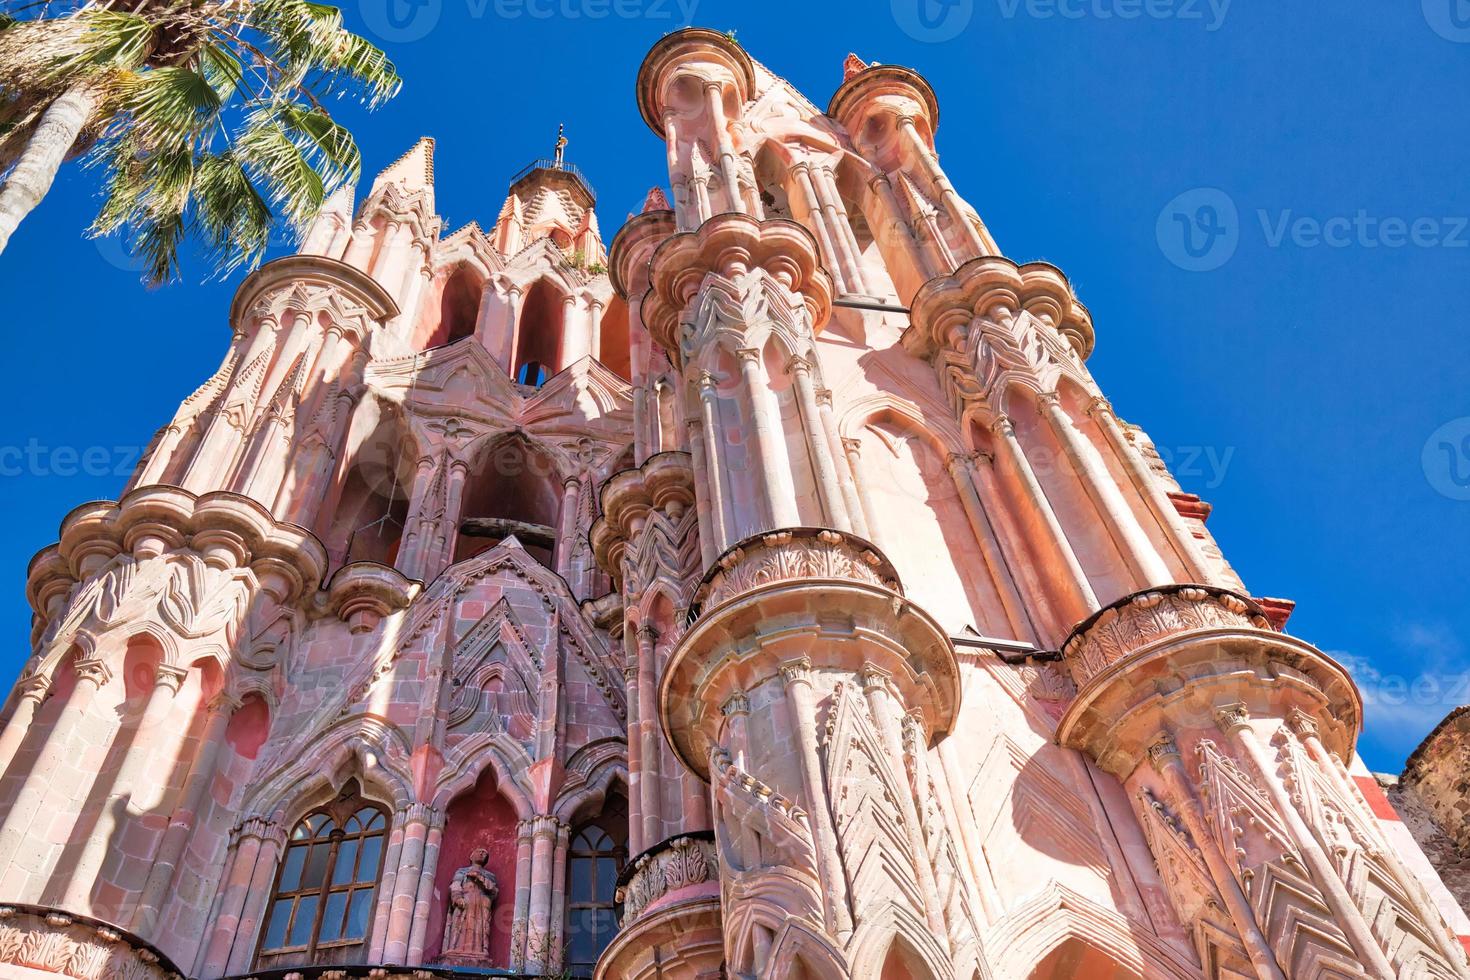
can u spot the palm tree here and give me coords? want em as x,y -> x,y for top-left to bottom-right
0,0 -> 400,282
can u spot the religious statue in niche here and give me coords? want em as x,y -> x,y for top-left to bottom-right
440,847 -> 498,965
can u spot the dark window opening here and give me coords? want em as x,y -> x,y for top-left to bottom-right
257,782 -> 388,969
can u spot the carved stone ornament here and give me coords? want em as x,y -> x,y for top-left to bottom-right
1062,584 -> 1272,689
440,847 -> 498,966
614,834 -> 719,926
690,527 -> 901,621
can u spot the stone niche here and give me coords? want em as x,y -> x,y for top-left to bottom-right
422,770 -> 520,968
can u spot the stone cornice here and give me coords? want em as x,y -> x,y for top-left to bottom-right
589,451 -> 697,584
636,27 -> 756,137
228,255 -> 399,330
608,208 -> 677,300
0,903 -> 186,979
907,254 -> 1095,361
27,486 -> 328,629
827,63 -> 941,138
642,213 -> 833,356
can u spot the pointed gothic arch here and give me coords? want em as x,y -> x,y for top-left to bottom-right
512,278 -> 567,388
427,263 -> 485,348
454,432 -> 565,569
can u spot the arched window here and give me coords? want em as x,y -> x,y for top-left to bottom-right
257,784 -> 388,968
512,279 -> 565,388
565,794 -> 628,974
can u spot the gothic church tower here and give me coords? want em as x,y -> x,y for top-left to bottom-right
0,28 -> 1464,980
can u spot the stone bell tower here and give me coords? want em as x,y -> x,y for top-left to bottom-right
0,26 -> 1464,980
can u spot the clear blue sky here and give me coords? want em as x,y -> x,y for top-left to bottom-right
1,0 -> 1466,770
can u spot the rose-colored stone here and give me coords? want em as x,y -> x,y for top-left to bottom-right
0,28 -> 1464,980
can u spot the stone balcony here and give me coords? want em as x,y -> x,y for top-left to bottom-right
1055,584 -> 1362,777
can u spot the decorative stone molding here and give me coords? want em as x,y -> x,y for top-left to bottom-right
642,213 -> 833,357
635,27 -> 756,137
590,451 -> 698,590
905,255 -> 1094,424
1061,584 -> 1272,689
0,904 -> 184,979
689,527 -> 900,623
326,562 -> 418,633
827,63 -> 941,148
27,486 -> 327,647
228,255 -> 399,336
614,832 -> 719,926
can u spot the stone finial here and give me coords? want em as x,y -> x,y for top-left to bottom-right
843,53 -> 870,81
641,186 -> 670,212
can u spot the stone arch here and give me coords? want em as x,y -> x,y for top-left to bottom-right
752,139 -> 797,220
420,262 -> 486,349
555,738 -> 630,828
848,902 -> 952,980
322,399 -> 421,570
598,295 -> 632,380
242,715 -> 415,822
454,430 -> 568,569
986,885 -> 1197,980
512,276 -> 569,387
433,731 -> 535,818
843,401 -> 1011,634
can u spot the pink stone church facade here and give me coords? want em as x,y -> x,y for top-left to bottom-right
0,28 -> 1466,980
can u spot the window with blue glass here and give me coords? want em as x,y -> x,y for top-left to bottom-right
257,783 -> 387,967
565,794 -> 627,975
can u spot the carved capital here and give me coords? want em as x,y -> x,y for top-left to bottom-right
17,674 -> 51,705
206,690 -> 244,717
720,690 -> 751,717
1214,702 -> 1251,734
735,346 -> 762,365
1146,735 -> 1181,771
73,658 -> 113,689
1286,708 -> 1320,740
151,663 -> 188,695
1086,395 -> 1114,419
778,657 -> 813,687
860,662 -> 892,693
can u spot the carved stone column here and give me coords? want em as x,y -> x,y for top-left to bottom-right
640,213 -> 835,544
0,657 -> 112,875
60,661 -> 189,915
1057,585 -> 1468,978
661,529 -> 958,979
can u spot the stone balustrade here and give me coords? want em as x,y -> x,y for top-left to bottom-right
0,904 -> 185,980
688,527 -> 901,623
1061,584 -> 1274,690
613,832 -> 719,927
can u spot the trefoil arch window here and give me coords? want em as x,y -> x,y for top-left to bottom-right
257,782 -> 388,967
565,797 -> 628,974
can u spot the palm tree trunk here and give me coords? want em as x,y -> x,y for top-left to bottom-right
0,82 -> 98,256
